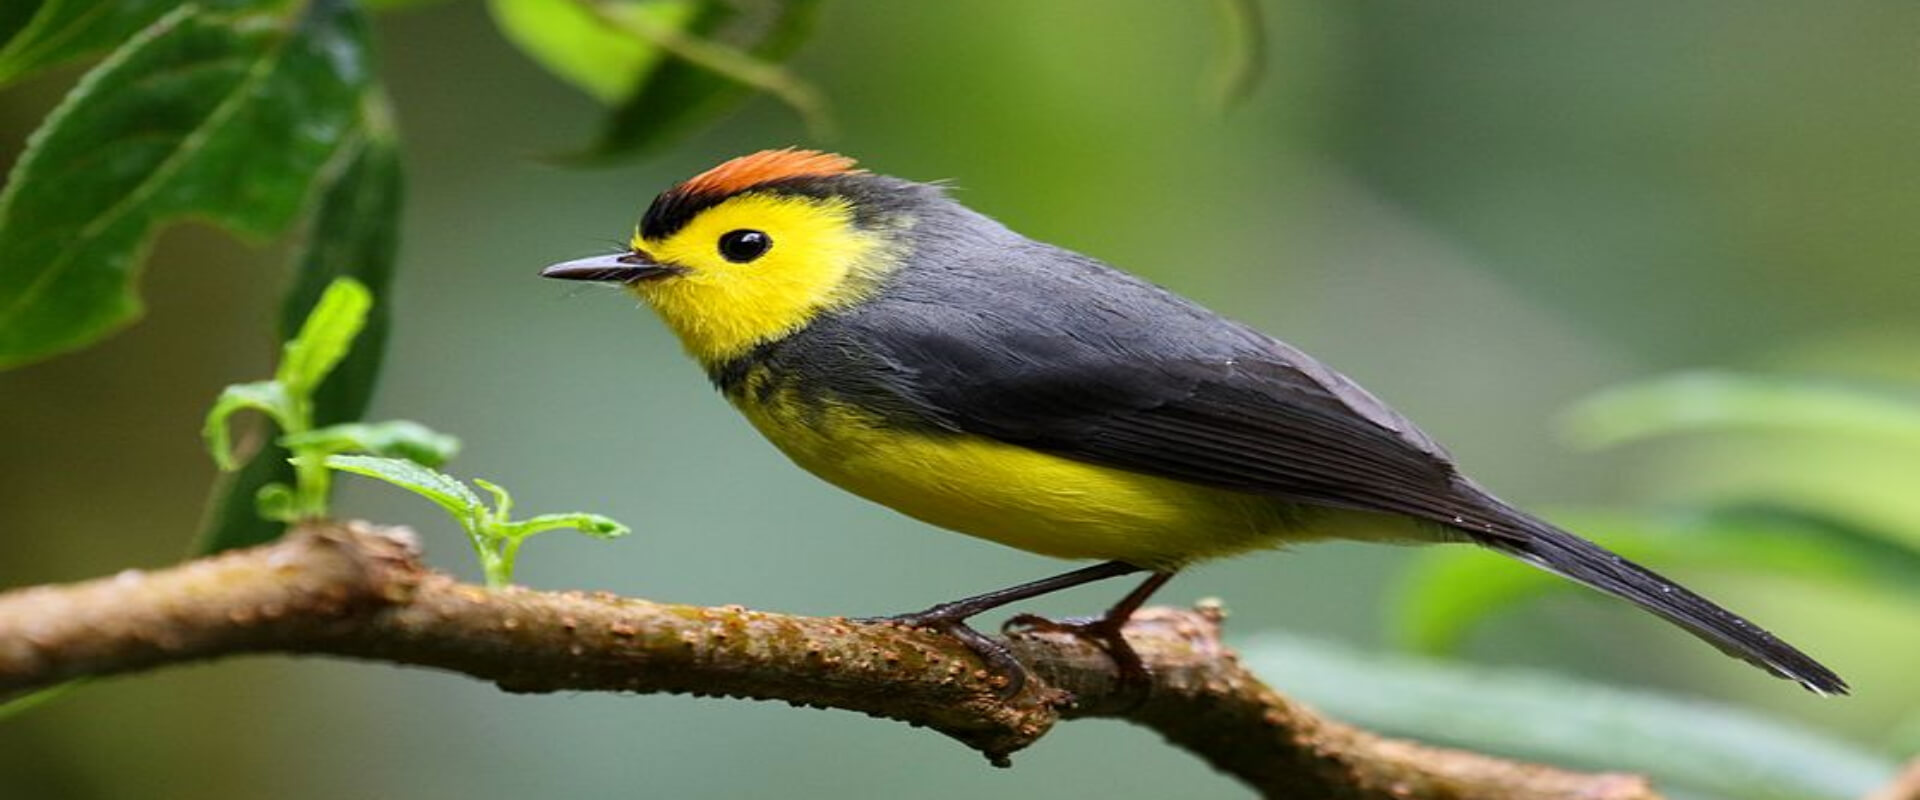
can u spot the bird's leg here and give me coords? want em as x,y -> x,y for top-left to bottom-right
865,561 -> 1144,695
1004,571 -> 1176,693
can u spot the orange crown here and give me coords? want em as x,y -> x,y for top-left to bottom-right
678,149 -> 863,197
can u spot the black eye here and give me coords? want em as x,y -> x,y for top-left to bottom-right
717,229 -> 771,263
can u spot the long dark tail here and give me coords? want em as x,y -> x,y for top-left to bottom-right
1461,490 -> 1848,695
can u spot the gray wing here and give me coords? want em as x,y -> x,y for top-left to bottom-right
843,242 -> 1516,539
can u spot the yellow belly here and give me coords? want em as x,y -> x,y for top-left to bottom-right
734,394 -> 1375,570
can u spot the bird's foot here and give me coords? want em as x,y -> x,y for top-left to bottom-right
1002,612 -> 1151,695
860,606 -> 1030,697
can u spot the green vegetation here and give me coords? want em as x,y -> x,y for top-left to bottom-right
2,2 -> 1912,798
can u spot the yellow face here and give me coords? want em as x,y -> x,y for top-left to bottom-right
632,192 -> 892,366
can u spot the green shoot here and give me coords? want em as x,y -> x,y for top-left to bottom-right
325,455 -> 630,587
203,278 -> 460,521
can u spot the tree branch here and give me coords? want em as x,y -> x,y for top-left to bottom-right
0,521 -> 1659,799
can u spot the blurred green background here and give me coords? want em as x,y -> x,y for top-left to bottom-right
3,1 -> 1917,797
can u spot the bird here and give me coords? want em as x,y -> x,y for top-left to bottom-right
541,149 -> 1846,695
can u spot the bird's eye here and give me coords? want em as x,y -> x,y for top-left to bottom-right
717,229 -> 772,263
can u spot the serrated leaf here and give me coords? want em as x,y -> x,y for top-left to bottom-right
0,1 -> 370,367
0,0 -> 252,87
501,512 -> 631,540
586,0 -> 823,159
325,454 -> 482,519
487,0 -> 691,104
1242,634 -> 1894,800
282,420 -> 460,466
202,380 -> 291,470
1564,372 -> 1920,452
275,277 -> 370,396
196,122 -> 403,554
1389,508 -> 1920,655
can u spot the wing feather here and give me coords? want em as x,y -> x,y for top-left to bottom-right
859,311 -> 1511,539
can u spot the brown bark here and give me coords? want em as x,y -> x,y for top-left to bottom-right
0,521 -> 1661,799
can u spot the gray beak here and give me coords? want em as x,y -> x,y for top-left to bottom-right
539,252 -> 681,283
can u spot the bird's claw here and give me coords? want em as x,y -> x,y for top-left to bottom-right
1002,612 -> 1152,694
860,610 -> 1030,697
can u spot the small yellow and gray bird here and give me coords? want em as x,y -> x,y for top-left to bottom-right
542,149 -> 1845,695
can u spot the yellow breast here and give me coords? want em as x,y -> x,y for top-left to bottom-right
732,390 -> 1338,570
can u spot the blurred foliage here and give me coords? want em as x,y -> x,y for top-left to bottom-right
1209,0 -> 1266,111
0,1 -> 214,86
576,0 -> 827,158
1566,373 -> 1920,457
1567,372 -> 1920,545
490,0 -> 828,158
1246,633 -> 1896,800
1391,370 -> 1920,790
488,0 -> 692,104
1391,506 -> 1920,657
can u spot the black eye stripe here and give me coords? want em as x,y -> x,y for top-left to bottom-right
718,229 -> 772,263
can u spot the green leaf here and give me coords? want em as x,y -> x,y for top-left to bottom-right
0,0 -> 251,87
205,272 -> 372,528
0,679 -> 84,721
196,121 -> 404,554
254,482 -> 297,521
488,0 -> 691,104
325,455 -> 483,519
331,463 -> 633,587
1564,372 -> 1920,452
202,381 -> 292,471
0,1 -> 370,368
470,477 -> 514,520
1389,507 -> 1920,655
0,2 -> 44,59
1242,634 -> 1894,800
281,420 -> 460,467
286,131 -> 401,429
500,512 -> 631,540
274,277 -> 370,396
585,0 -> 824,159
1209,0 -> 1266,111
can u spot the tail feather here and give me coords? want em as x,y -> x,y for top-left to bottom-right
1464,494 -> 1848,695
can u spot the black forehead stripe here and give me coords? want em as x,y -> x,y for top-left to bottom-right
636,174 -> 928,241
638,187 -> 723,242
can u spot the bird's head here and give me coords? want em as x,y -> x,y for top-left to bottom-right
542,149 -> 938,366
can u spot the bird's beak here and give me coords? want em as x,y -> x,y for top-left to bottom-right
539,251 -> 682,283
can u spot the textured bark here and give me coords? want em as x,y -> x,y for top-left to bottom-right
0,521 -> 1662,799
